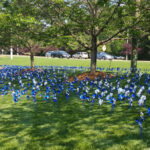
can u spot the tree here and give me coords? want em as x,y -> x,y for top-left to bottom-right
0,8 -> 12,52
130,0 -> 150,72
137,0 -> 150,60
38,0 -> 147,73
121,43 -> 142,59
1,0 -> 43,68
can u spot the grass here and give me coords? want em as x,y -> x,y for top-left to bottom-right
0,90 -> 150,150
0,55 -> 150,150
0,55 -> 150,71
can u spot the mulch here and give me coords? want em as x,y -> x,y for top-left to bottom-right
67,71 -> 115,82
18,68 -> 114,82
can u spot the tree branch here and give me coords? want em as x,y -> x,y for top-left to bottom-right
96,0 -> 123,36
97,14 -> 142,47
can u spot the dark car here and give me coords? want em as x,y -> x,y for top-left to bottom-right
97,52 -> 114,60
51,50 -> 70,58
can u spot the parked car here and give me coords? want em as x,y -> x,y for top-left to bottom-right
72,52 -> 88,59
97,52 -> 114,60
51,50 -> 71,58
45,51 -> 54,57
114,56 -> 125,60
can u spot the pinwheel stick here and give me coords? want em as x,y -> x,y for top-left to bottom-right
111,104 -> 115,114
66,96 -> 69,104
140,126 -> 142,138
82,100 -> 84,106
144,101 -> 146,108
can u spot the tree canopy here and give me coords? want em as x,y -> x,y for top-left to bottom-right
0,0 -> 149,71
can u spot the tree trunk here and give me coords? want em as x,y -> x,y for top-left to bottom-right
131,0 -> 140,73
90,35 -> 97,74
131,0 -> 141,73
131,37 -> 137,73
30,50 -> 34,69
131,49 -> 137,72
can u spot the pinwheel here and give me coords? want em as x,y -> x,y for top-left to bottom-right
127,79 -> 130,83
98,98 -> 103,112
118,88 -> 124,95
33,96 -> 36,104
111,97 -> 116,114
124,90 -> 130,102
136,112 -> 145,138
44,93 -> 50,101
128,98 -> 133,110
80,94 -> 85,105
85,87 -> 90,93
124,85 -> 129,91
53,93 -> 57,107
91,93 -> 96,107
76,87 -> 80,96
65,89 -> 69,104
12,92 -> 18,103
131,93 -> 136,100
148,87 -> 150,94
95,89 -> 100,95
138,95 -> 146,111
86,96 -> 90,107
140,112 -> 145,122
147,107 -> 150,116
26,95 -> 30,100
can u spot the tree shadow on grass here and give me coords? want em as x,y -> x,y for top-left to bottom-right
0,95 -> 150,150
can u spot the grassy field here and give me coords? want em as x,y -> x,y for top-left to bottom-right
1,92 -> 150,150
0,55 -> 150,71
0,55 -> 150,150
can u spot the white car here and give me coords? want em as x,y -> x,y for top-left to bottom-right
72,52 -> 88,59
45,51 -> 54,57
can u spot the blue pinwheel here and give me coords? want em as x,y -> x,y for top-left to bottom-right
92,93 -> 96,99
26,95 -> 30,100
33,96 -> 36,104
44,94 -> 50,101
110,97 -> 116,114
136,112 -> 145,138
53,93 -> 57,107
147,107 -> 150,116
147,86 -> 150,93
91,93 -> 96,107
80,94 -> 85,105
86,96 -> 90,107
12,92 -> 18,103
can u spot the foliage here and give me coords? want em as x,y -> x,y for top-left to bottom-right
109,40 -> 125,55
37,0 -> 149,73
121,43 -> 142,56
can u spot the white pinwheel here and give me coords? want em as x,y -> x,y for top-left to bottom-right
99,99 -> 103,105
95,89 -> 100,94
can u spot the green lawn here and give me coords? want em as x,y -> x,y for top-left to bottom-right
0,55 -> 150,71
0,55 -> 150,150
1,91 -> 150,150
